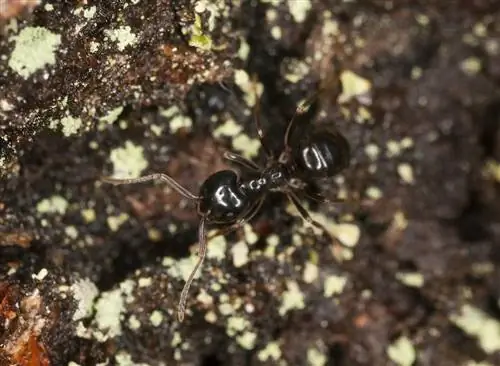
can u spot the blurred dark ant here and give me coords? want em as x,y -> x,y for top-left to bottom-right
101,76 -> 350,322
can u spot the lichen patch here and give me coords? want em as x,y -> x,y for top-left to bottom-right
8,26 -> 62,79
279,281 -> 305,316
109,141 -> 148,178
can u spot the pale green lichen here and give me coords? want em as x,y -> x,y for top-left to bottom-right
32,268 -> 48,281
460,57 -> 482,75
237,331 -> 257,350
81,208 -> 96,223
483,159 -> 500,182
397,163 -> 415,184
149,310 -> 163,327
396,272 -> 424,288
206,234 -> 227,260
303,262 -> 319,283
8,26 -> 62,79
282,58 -> 310,83
163,256 -> 200,281
226,315 -> 250,336
279,281 -> 305,316
196,289 -> 214,306
83,6 -> 97,19
450,304 -> 500,354
93,288 -> 125,341
258,342 -> 282,362
99,106 -> 124,126
65,225 -> 79,239
366,186 -> 383,199
271,26 -> 282,40
107,213 -> 129,232
243,224 -> 258,245
213,118 -> 243,138
287,0 -> 311,23
138,277 -> 152,288
338,70 -> 372,104
36,195 -> 69,214
160,106 -> 193,133
72,278 -> 99,321
49,115 -> 83,136
234,69 -> 262,107
323,274 -> 348,297
128,315 -> 141,330
232,134 -> 261,159
307,346 -> 327,366
114,351 -> 150,366
387,336 -> 416,366
109,141 -> 148,178
231,240 -> 249,267
105,26 -> 138,51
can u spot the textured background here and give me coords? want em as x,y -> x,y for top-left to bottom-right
1,1 -> 500,365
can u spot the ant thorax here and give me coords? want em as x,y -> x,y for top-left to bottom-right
239,162 -> 290,196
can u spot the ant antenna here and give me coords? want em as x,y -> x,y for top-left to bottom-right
283,89 -> 322,153
177,215 -> 208,321
250,74 -> 273,158
283,66 -> 342,153
101,173 -> 199,201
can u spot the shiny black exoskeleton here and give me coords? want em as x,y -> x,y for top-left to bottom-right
101,79 -> 350,322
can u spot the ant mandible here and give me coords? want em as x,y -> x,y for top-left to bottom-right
102,76 -> 351,322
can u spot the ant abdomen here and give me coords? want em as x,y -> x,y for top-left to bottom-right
292,129 -> 350,179
198,170 -> 250,224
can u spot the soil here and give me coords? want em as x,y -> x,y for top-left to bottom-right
1,1 -> 500,366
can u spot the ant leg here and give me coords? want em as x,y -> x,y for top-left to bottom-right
207,196 -> 265,240
251,74 -> 273,158
101,173 -> 199,201
303,191 -> 345,206
286,191 -> 326,232
177,216 -> 208,322
223,151 -> 261,171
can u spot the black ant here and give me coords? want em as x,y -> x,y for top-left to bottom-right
101,77 -> 351,322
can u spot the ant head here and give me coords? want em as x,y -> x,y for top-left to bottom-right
198,170 -> 251,224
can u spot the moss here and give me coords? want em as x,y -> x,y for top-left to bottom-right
188,14 -> 213,51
